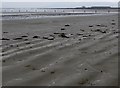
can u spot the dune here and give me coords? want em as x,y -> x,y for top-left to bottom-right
2,14 -> 118,86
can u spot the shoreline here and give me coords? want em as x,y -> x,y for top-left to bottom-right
1,13 -> 118,21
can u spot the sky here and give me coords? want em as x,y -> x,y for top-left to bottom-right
1,0 -> 119,8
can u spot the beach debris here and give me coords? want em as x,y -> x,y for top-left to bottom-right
13,37 -> 23,40
49,34 -> 55,37
79,79 -> 89,85
25,65 -> 31,67
80,29 -> 85,32
77,33 -> 84,36
33,36 -> 40,38
2,54 -> 5,56
3,32 -> 8,33
25,65 -> 37,70
111,22 -> 116,25
91,83 -> 96,86
54,32 -> 60,34
43,36 -> 55,40
1,38 -> 10,40
2,50 -> 4,52
83,35 -> 88,37
92,29 -> 107,33
41,70 -> 45,72
10,44 -> 14,47
51,71 -> 55,74
96,24 -> 107,27
116,36 -> 118,38
18,59 -> 22,61
48,37 -> 55,40
32,67 -> 36,70
89,25 -> 93,27
2,60 -> 6,63
59,33 -> 70,38
65,24 -> 70,26
61,28 -> 66,30
96,24 -> 101,26
21,35 -> 28,37
24,39 -> 28,41
112,20 -> 115,21
26,42 -> 31,44
101,70 -> 103,72
84,68 -> 88,71
30,46 -> 32,48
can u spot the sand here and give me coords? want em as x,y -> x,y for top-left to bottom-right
2,14 -> 118,86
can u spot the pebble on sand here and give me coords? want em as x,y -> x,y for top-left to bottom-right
96,24 -> 107,27
1,38 -> 10,40
33,36 -> 40,38
13,37 -> 23,40
2,60 -> 6,63
43,36 -> 55,40
61,28 -> 66,30
21,35 -> 28,37
51,71 -> 55,74
59,33 -> 70,38
111,23 -> 116,25
26,42 -> 31,44
41,70 -> 45,72
3,32 -> 8,33
80,29 -> 85,32
25,65 -> 31,67
65,24 -> 70,26
89,25 -> 93,27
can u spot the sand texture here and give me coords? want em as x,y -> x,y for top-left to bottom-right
2,14 -> 118,86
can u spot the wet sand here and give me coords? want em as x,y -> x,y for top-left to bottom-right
2,14 -> 118,86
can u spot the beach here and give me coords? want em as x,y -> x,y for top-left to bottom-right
2,13 -> 118,86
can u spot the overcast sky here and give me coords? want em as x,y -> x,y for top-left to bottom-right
1,0 -> 119,8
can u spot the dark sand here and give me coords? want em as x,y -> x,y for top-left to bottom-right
2,14 -> 118,86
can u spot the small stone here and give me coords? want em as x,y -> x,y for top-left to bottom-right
25,65 -> 31,67
80,29 -> 85,32
13,37 -> 23,40
65,24 -> 70,26
32,67 -> 36,70
30,46 -> 32,48
111,23 -> 116,25
112,20 -> 115,21
10,45 -> 14,47
61,28 -> 65,30
24,39 -> 28,41
41,70 -> 45,72
21,35 -> 28,37
3,32 -> 8,33
96,24 -> 101,26
2,60 -> 5,62
33,36 -> 39,38
2,54 -> 5,56
89,25 -> 93,27
51,71 -> 55,74
26,42 -> 31,44
1,38 -> 10,40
